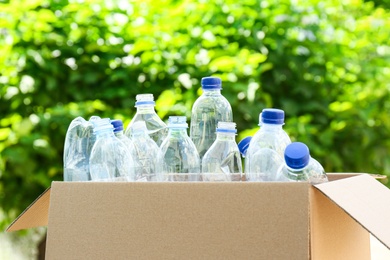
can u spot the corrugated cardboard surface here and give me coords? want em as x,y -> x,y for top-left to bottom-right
46,181 -> 310,260
310,188 -> 370,260
315,174 -> 390,251
6,187 -> 50,232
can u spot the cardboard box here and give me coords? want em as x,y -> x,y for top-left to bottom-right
6,173 -> 390,259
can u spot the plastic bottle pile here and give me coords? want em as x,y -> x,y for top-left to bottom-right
63,76 -> 328,183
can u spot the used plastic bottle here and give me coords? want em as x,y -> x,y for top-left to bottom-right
158,116 -> 200,181
129,121 -> 160,181
237,136 -> 252,181
190,76 -> 233,159
110,119 -> 142,180
245,108 -> 291,181
276,142 -> 328,184
89,118 -> 135,182
202,122 -> 242,181
237,136 -> 252,158
63,116 -> 96,181
125,94 -> 167,147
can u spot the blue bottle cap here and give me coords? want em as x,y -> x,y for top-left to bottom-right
284,142 -> 310,169
201,76 -> 222,89
261,108 -> 285,125
110,119 -> 124,133
238,136 -> 252,157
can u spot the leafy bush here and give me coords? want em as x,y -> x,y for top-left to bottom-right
1,0 -> 390,228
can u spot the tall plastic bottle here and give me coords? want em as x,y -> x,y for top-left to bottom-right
245,108 -> 291,181
110,119 -> 142,180
89,118 -> 135,182
276,142 -> 328,184
202,122 -> 242,181
125,94 -> 167,147
129,121 -> 160,181
190,76 -> 233,159
63,116 -> 96,181
158,116 -> 200,181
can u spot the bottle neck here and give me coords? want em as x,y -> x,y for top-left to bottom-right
114,131 -> 125,138
261,123 -> 284,130
203,89 -> 222,96
168,128 -> 188,136
286,168 -> 307,181
216,132 -> 236,141
136,105 -> 156,114
95,128 -> 115,138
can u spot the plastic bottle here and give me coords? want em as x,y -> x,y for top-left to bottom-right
276,142 -> 328,184
63,116 -> 96,181
237,136 -> 252,158
245,108 -> 291,181
129,121 -> 160,181
110,119 -> 142,180
89,118 -> 135,182
202,122 -> 242,181
190,76 -> 233,159
125,94 -> 167,147
158,116 -> 200,181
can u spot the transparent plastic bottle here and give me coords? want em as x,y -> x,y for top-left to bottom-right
202,122 -> 242,181
125,94 -> 167,147
237,136 -> 252,181
190,76 -> 233,159
110,119 -> 142,180
89,118 -> 135,182
237,136 -> 252,158
129,121 -> 160,181
245,108 -> 291,181
158,116 -> 200,181
63,116 -> 96,181
276,142 -> 328,184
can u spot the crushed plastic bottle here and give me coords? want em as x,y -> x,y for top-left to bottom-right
63,116 -> 96,181
110,119 -> 142,180
245,108 -> 291,181
276,142 -> 328,184
125,94 -> 167,147
129,121 -> 160,181
89,118 -> 135,182
158,116 -> 200,181
202,122 -> 242,181
190,76 -> 233,159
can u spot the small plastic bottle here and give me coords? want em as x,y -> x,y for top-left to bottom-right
63,117 -> 95,181
129,121 -> 160,181
276,142 -> 328,184
158,116 -> 200,181
125,94 -> 167,147
190,76 -> 233,159
237,136 -> 252,158
237,136 -> 252,181
245,108 -> 291,181
110,119 -> 142,180
89,118 -> 135,182
202,122 -> 242,181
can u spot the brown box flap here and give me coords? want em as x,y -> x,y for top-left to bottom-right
6,187 -> 51,232
326,172 -> 387,182
45,181 -> 311,259
314,174 -> 390,249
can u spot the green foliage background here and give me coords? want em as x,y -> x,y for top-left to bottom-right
1,0 -> 390,228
